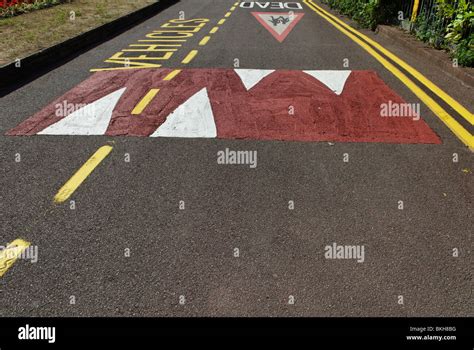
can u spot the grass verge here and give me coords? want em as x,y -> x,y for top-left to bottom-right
0,0 -> 156,66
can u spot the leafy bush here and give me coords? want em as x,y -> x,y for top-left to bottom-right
453,33 -> 474,66
411,0 -> 473,66
322,0 -> 473,67
442,0 -> 473,65
321,0 -> 403,30
0,0 -> 34,9
414,12 -> 446,49
0,0 -> 62,18
322,0 -> 378,29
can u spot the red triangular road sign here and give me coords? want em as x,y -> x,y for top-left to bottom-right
252,12 -> 304,42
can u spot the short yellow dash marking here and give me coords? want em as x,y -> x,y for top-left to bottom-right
132,89 -> 160,115
199,36 -> 211,46
231,6 -> 236,11
234,1 -> 239,6
182,50 -> 198,64
225,12 -> 232,17
210,26 -> 219,34
0,239 -> 30,278
163,69 -> 181,81
54,145 -> 113,203
136,41 -> 182,46
218,19 -> 226,25
138,39 -> 186,42
90,66 -> 160,72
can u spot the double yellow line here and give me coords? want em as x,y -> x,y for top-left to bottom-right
303,0 -> 474,150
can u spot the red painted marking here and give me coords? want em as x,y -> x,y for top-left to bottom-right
252,12 -> 304,43
7,68 -> 441,144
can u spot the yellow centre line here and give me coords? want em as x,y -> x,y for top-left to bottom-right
303,0 -> 474,150
54,145 -> 113,203
185,4 -> 237,63
59,8 -> 237,209
182,50 -> 198,64
131,89 -> 160,115
199,36 -> 211,46
163,69 -> 181,81
230,6 -> 236,11
0,239 -> 31,278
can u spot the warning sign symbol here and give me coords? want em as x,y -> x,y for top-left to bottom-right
252,12 -> 304,42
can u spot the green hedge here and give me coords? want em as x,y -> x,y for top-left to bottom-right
321,0 -> 473,67
321,0 -> 403,30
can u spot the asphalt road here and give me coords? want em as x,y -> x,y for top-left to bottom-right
0,0 -> 472,317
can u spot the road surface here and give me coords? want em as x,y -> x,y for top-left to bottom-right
0,0 -> 472,317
